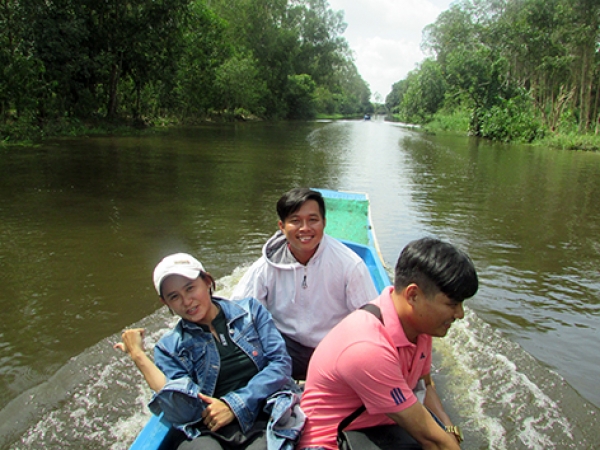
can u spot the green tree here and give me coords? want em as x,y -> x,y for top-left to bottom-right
2,0 -> 374,139
0,0 -> 46,130
19,0 -> 94,120
336,62 -> 372,114
385,80 -> 409,114
174,2 -> 230,118
16,0 -> 190,121
210,0 -> 300,118
314,86 -> 337,114
214,55 -> 267,117
399,59 -> 446,122
210,0 -> 368,118
291,0 -> 349,90
284,73 -> 317,119
416,0 -> 599,139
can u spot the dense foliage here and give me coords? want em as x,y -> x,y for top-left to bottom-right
386,0 -> 600,142
0,0 -> 372,140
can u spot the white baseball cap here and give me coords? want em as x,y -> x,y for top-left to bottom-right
153,253 -> 205,295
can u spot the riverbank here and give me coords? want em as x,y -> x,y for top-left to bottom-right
0,114 -> 250,146
0,117 -> 160,146
5,111 -> 599,151
389,110 -> 600,151
1,113 -> 372,146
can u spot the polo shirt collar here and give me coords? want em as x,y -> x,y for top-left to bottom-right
378,286 -> 416,349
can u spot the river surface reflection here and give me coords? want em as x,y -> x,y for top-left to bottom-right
0,118 -> 599,448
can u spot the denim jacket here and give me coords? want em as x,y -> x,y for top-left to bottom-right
148,297 -> 304,449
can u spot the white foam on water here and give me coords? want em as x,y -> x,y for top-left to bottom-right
108,382 -> 155,450
434,308 -> 581,449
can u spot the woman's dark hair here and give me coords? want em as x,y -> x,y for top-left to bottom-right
276,188 -> 326,222
394,237 -> 478,302
199,272 -> 216,295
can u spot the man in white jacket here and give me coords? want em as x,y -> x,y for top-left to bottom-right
231,188 -> 379,379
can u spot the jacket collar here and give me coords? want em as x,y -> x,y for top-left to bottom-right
263,231 -> 330,267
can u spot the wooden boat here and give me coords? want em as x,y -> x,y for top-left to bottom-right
128,189 -> 391,449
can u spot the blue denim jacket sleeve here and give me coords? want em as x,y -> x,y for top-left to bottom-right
148,377 -> 205,439
220,298 -> 293,432
266,390 -> 306,450
148,335 -> 211,439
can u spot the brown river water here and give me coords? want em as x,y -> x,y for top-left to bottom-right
0,118 -> 599,449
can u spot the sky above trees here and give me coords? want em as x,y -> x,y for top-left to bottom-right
328,0 -> 452,101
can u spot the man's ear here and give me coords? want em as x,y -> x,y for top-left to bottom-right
404,284 -> 421,306
278,220 -> 284,231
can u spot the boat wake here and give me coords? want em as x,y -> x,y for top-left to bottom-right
433,308 -> 599,449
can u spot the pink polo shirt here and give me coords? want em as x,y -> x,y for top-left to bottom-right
298,287 -> 432,450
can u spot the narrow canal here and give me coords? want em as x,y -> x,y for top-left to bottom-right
1,118 -> 599,448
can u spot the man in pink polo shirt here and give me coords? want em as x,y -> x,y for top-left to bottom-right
298,237 -> 478,450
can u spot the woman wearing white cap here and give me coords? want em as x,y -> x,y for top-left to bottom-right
115,253 -> 304,450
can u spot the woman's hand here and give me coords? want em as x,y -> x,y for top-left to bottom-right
114,328 -> 166,392
199,393 -> 235,432
113,328 -> 146,358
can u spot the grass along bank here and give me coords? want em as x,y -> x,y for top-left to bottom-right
391,109 -> 600,151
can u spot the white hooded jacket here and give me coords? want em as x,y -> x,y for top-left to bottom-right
231,231 -> 379,348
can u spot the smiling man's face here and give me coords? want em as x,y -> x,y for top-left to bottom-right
278,199 -> 326,265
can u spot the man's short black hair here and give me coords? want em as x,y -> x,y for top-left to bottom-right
394,237 -> 478,302
276,188 -> 326,222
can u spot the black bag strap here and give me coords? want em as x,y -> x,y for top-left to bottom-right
337,304 -> 384,435
337,404 -> 367,435
360,303 -> 383,323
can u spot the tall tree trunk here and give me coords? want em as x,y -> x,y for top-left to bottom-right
593,77 -> 600,135
575,0 -> 599,133
578,48 -> 591,133
107,58 -> 121,119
